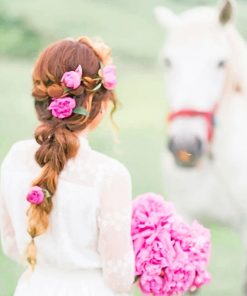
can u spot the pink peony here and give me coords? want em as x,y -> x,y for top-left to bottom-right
102,65 -> 117,90
48,97 -> 76,119
165,261 -> 196,295
132,193 -> 175,239
139,273 -> 164,295
61,65 -> 82,89
132,193 -> 211,296
170,219 -> 211,290
26,186 -> 44,205
191,270 -> 211,290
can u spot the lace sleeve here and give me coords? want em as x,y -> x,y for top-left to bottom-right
97,164 -> 135,293
0,158 -> 20,262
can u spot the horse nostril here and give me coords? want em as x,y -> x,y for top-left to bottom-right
195,137 -> 203,156
168,138 -> 175,153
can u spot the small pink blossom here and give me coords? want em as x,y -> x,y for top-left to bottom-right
48,97 -> 76,119
61,65 -> 82,89
26,186 -> 44,205
102,65 -> 117,90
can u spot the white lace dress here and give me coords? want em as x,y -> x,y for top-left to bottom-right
0,135 -> 135,296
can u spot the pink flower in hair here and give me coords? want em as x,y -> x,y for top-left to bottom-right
61,65 -> 82,89
102,65 -> 117,90
26,186 -> 44,205
48,97 -> 76,119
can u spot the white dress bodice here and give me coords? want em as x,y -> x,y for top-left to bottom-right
0,135 -> 135,294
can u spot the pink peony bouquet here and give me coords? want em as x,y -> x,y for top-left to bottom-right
132,193 -> 211,296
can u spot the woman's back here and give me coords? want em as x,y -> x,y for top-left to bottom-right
1,136 -> 135,295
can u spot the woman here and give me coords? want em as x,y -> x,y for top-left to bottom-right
0,36 -> 135,296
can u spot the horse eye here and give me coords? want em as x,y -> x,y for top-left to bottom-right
217,60 -> 226,68
164,57 -> 172,68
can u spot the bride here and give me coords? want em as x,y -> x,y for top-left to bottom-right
0,36 -> 135,296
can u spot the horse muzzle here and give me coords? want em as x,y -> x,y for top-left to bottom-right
168,135 -> 204,167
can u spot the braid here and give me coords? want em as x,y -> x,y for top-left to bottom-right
26,123 -> 79,267
32,81 -> 49,101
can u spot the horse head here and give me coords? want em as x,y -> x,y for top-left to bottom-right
155,0 -> 244,167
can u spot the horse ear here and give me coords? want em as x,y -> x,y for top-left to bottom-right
219,0 -> 235,25
154,6 -> 178,28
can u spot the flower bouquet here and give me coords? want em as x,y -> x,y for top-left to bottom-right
132,193 -> 211,296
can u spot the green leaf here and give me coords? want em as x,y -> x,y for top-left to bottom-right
73,106 -> 89,116
90,82 -> 102,92
63,87 -> 70,93
43,189 -> 51,199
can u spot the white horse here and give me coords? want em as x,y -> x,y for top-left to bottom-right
155,0 -> 247,292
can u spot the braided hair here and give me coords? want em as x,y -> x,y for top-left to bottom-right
26,38 -> 118,268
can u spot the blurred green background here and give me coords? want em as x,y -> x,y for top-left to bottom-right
0,0 -> 246,295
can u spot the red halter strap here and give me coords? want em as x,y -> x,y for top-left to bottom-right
168,109 -> 215,142
166,64 -> 232,144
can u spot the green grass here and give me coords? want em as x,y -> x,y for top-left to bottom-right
1,0 -> 247,295
2,0 -> 247,63
0,7 -> 45,58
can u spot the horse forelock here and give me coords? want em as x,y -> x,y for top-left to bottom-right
179,7 -> 218,26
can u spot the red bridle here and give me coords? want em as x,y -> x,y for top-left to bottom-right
167,65 -> 231,144
168,109 -> 216,143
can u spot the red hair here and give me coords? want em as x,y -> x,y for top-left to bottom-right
26,38 -> 118,267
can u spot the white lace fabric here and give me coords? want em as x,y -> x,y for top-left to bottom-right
0,136 -> 135,294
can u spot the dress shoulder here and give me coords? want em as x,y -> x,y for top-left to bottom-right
1,139 -> 39,171
91,150 -> 131,181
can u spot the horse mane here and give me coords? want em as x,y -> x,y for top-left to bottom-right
225,25 -> 247,96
